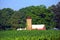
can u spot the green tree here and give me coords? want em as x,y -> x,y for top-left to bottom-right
49,2 -> 60,29
0,5 -> 56,30
0,8 -> 14,29
19,5 -> 55,29
7,11 -> 26,29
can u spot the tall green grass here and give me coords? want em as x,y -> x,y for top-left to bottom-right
0,30 -> 60,40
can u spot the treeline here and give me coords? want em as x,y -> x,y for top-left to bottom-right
0,2 -> 60,30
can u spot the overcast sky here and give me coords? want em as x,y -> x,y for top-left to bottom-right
0,0 -> 60,10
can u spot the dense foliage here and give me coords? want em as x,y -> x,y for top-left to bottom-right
0,5 -> 56,30
19,5 -> 55,29
49,2 -> 60,29
0,30 -> 60,40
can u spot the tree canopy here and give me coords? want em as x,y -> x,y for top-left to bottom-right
0,5 -> 56,30
49,2 -> 60,29
19,5 -> 55,29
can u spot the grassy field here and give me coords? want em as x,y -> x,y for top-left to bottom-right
0,30 -> 60,40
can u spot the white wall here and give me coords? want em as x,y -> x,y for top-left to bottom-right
32,24 -> 45,29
